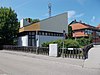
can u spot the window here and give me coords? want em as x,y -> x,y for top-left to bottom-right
32,32 -> 35,35
29,32 -> 31,35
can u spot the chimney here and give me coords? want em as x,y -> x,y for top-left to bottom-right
80,20 -> 82,23
27,18 -> 31,23
74,19 -> 76,22
20,18 -> 30,28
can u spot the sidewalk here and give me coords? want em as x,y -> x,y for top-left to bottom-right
0,69 -> 7,75
84,45 -> 100,69
1,50 -> 84,67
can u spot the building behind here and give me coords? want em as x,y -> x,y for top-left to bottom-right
18,13 -> 68,47
69,20 -> 100,43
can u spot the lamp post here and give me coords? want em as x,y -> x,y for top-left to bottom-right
62,30 -> 66,58
36,30 -> 38,54
95,31 -> 96,44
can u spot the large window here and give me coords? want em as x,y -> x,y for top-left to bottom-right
84,29 -> 93,35
96,31 -> 100,37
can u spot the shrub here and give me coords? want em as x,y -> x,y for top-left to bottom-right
41,39 -> 63,48
76,38 -> 92,46
64,39 -> 80,48
42,39 -> 80,48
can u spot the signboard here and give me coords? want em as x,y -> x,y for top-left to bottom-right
68,48 -> 73,50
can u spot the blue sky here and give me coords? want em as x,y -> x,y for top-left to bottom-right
0,0 -> 100,26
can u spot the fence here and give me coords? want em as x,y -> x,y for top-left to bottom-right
58,48 -> 84,59
2,44 -> 93,59
3,45 -> 49,55
59,44 -> 93,59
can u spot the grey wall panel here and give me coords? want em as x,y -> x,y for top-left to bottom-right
38,35 -> 63,47
40,13 -> 68,33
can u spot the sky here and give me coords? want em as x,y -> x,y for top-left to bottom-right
0,0 -> 100,26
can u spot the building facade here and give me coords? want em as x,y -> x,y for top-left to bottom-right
18,13 -> 68,47
69,20 -> 100,43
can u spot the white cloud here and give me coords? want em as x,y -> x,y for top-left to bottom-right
68,10 -> 84,19
91,16 -> 96,22
68,10 -> 76,18
75,13 -> 84,18
76,0 -> 86,5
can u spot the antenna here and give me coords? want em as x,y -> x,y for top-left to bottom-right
48,2 -> 52,18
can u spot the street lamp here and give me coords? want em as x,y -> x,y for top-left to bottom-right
36,30 -> 38,54
62,30 -> 66,58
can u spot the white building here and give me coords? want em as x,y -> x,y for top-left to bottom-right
18,13 -> 68,47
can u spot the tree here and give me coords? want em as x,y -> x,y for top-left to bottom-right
25,18 -> 40,23
0,7 -> 19,45
68,25 -> 73,38
32,19 -> 40,23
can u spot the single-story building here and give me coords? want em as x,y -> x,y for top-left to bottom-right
18,13 -> 68,47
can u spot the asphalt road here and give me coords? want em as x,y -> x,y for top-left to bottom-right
0,50 -> 100,75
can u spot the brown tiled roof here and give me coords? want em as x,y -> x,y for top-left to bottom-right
70,23 -> 88,30
70,22 -> 95,30
96,24 -> 100,29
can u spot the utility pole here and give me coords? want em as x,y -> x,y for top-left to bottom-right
36,31 -> 38,54
48,2 -> 52,18
62,30 -> 66,58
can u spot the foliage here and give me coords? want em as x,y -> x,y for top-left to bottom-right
25,18 -> 40,24
41,39 -> 62,48
32,19 -> 40,23
68,25 -> 73,39
0,7 -> 19,45
76,38 -> 92,46
42,39 -> 80,48
42,38 -> 92,48
64,39 -> 80,48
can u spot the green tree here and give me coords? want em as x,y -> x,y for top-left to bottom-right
25,18 -> 40,23
68,25 -> 73,38
0,7 -> 19,45
32,19 -> 40,23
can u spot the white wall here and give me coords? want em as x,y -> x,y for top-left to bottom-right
37,35 -> 63,47
20,19 -> 30,28
49,44 -> 58,57
18,35 -> 28,46
40,13 -> 68,33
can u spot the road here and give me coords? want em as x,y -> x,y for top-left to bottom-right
0,50 -> 100,75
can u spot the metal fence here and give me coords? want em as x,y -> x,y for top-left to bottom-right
58,48 -> 84,59
1,44 -> 93,59
3,45 -> 49,55
58,44 -> 93,59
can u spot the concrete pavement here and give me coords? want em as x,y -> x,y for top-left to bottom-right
0,50 -> 100,75
84,45 -> 100,69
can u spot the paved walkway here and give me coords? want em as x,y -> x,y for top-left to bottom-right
84,45 -> 100,69
0,69 -> 7,75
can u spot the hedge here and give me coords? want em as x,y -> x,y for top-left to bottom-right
42,38 -> 92,48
